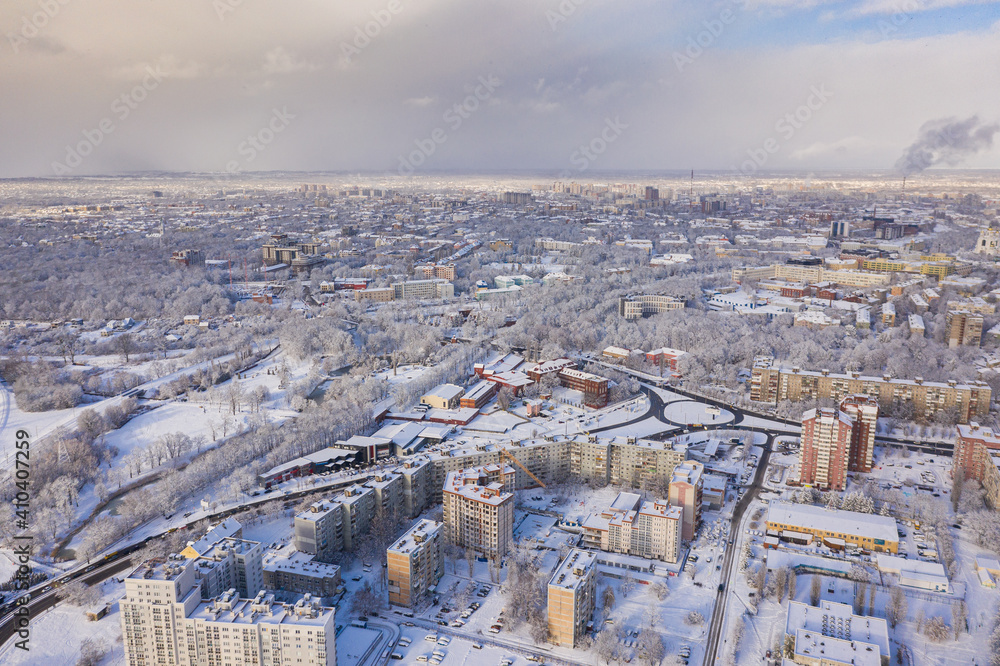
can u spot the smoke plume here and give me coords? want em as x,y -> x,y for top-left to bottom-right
895,115 -> 999,176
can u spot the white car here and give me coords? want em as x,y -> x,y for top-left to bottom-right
417,656 -> 429,663
424,634 -> 438,642
437,637 -> 451,646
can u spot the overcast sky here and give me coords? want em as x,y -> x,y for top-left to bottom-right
1,0 -> 999,177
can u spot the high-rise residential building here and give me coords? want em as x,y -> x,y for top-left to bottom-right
749,356 -> 989,423
121,556 -> 336,666
799,407 -> 853,491
947,310 -> 983,348
581,492 -> 682,563
294,500 -> 344,563
387,519 -> 443,607
839,394 -> 879,473
547,549 -> 597,647
669,461 -> 704,541
442,465 -> 515,558
953,422 -> 1000,509
188,538 -> 264,601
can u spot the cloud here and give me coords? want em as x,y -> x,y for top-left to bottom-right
111,54 -> 205,80
261,47 -> 320,75
789,136 -> 871,160
404,96 -> 436,107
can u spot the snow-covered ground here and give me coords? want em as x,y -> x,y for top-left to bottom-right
0,579 -> 127,665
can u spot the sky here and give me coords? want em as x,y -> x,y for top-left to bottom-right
1,0 -> 999,178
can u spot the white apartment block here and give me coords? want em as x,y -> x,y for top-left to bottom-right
582,492 -> 682,563
442,465 -> 515,558
121,556 -> 336,666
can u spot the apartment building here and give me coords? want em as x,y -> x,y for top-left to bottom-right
547,549 -> 597,647
799,408 -> 853,491
338,484 -> 376,551
881,302 -> 895,326
294,500 -> 344,563
189,538 -> 264,601
609,436 -> 686,489
414,263 -> 456,280
442,465 -> 515,558
581,492 -> 682,563
121,557 -> 336,666
393,278 -> 454,300
367,471 -> 403,518
839,394 -> 878,473
953,422 -> 1000,509
749,356 -> 989,423
262,549 -> 342,598
387,519 -> 443,607
353,287 -> 395,303
618,294 -> 685,320
947,310 -> 983,348
669,461 -> 704,541
765,501 -> 899,553
732,264 -> 890,288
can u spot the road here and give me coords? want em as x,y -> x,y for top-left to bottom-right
0,555 -> 135,647
702,432 -> 774,666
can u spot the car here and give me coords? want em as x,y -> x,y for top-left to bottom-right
430,658 -> 442,665
451,619 -> 464,627
42,586 -> 52,593
425,634 -> 438,642
351,576 -> 362,582
437,620 -> 448,626
489,627 -> 501,634
716,565 -> 721,570
433,649 -> 446,657
472,643 -> 483,650
390,653 -> 404,660
398,638 -> 411,646
416,656 -> 429,663
718,584 -> 725,592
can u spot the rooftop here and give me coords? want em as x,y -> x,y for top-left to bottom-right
766,501 -> 898,544
549,548 -> 597,591
389,519 -> 443,555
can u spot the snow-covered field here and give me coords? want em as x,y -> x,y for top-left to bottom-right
0,579 -> 127,665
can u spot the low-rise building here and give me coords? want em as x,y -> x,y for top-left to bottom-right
784,599 -> 889,666
263,549 -> 342,597
765,501 -> 899,553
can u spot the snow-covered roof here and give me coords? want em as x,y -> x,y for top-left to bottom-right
766,501 -> 898,545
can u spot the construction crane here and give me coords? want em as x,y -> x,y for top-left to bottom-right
498,446 -> 546,489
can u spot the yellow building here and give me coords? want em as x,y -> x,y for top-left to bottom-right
765,501 -> 898,553
387,519 -> 443,608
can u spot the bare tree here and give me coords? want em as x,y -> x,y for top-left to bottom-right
924,615 -> 950,643
636,628 -> 665,666
116,332 -> 137,363
886,586 -> 907,628
810,575 -> 822,606
952,600 -> 968,640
